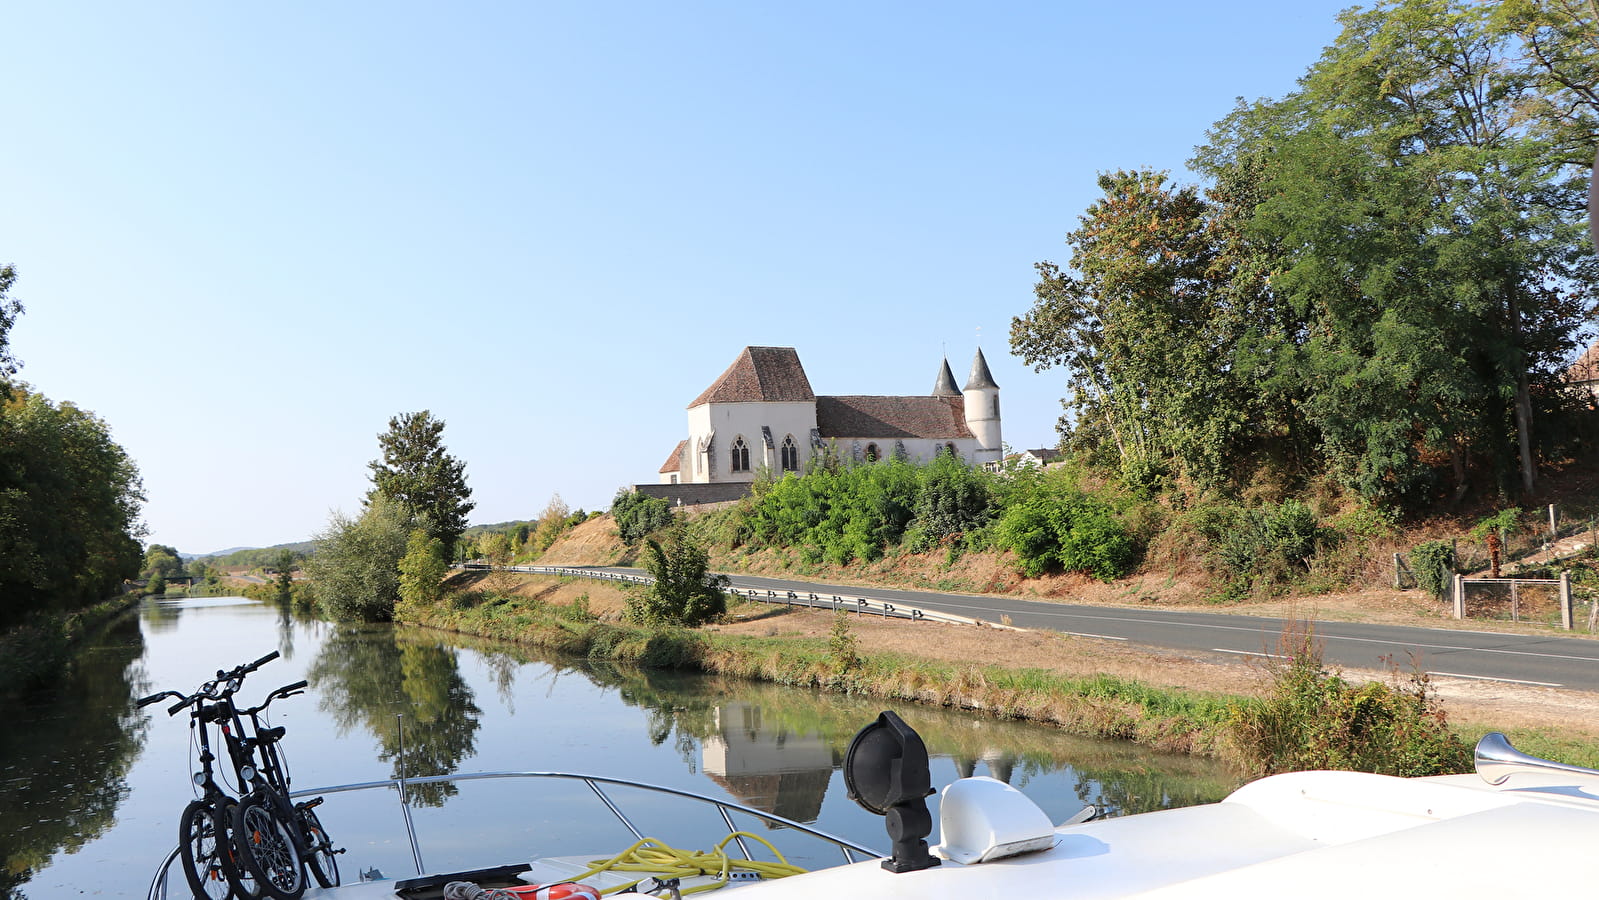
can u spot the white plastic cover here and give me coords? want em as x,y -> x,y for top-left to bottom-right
932,776 -> 1056,865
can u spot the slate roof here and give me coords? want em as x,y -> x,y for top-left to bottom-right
965,348 -> 999,390
659,439 -> 688,474
816,395 -> 974,440
932,359 -> 960,396
689,347 -> 816,408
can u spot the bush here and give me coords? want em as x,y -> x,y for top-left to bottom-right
1229,634 -> 1471,777
1189,500 -> 1327,598
305,497 -> 409,622
625,530 -> 731,627
611,490 -> 676,546
993,476 -> 1136,581
1410,540 -> 1454,600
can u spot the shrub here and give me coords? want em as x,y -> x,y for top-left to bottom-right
305,497 -> 410,622
993,477 -> 1136,581
1190,500 -> 1328,598
1229,634 -> 1470,777
1410,540 -> 1454,600
625,530 -> 731,627
611,490 -> 676,546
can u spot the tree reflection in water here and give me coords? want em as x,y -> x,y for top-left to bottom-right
0,612 -> 148,899
456,641 -> 1236,822
307,626 -> 481,806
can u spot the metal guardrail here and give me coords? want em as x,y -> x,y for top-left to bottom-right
147,770 -> 878,899
467,564 -> 1014,630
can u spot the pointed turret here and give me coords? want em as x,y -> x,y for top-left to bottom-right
932,358 -> 960,397
964,347 -> 999,391
962,348 -> 1001,465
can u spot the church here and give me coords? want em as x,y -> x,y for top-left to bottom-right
644,346 -> 1001,503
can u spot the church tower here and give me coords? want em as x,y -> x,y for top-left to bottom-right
963,348 -> 1001,465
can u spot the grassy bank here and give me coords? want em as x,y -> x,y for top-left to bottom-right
0,594 -> 142,696
398,577 -> 1493,775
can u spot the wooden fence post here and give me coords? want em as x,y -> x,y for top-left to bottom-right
1550,503 -> 1559,539
1453,574 -> 1465,620
1561,571 -> 1573,631
1393,553 -> 1402,589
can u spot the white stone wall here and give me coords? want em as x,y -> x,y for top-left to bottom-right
833,436 -> 980,466
687,401 -> 818,483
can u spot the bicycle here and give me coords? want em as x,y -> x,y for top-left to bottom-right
138,652 -> 280,899
229,680 -> 342,898
138,651 -> 340,900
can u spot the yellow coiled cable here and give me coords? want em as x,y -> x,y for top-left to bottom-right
570,833 -> 808,895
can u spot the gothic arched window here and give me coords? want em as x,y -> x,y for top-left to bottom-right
780,435 -> 799,472
731,436 -> 751,473
864,443 -> 880,463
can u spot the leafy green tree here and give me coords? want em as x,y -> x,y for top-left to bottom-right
0,264 -> 21,385
909,450 -> 995,547
0,387 -> 144,624
273,550 -> 295,603
398,530 -> 447,609
142,545 -> 184,580
625,529 -> 730,627
367,411 -> 475,556
306,497 -> 409,622
531,493 -> 571,552
611,489 -> 676,546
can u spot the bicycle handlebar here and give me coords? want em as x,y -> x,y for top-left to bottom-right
142,651 -> 282,716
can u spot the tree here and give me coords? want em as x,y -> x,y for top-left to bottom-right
305,497 -> 409,622
397,530 -> 447,609
0,387 -> 144,624
624,529 -> 730,627
531,493 -> 571,552
273,550 -> 295,603
367,411 -> 474,556
1016,0 -> 1597,508
0,264 -> 22,384
142,545 -> 184,580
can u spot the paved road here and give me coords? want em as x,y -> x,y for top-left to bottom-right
580,566 -> 1599,692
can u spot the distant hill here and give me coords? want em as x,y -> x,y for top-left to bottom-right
189,540 -> 318,567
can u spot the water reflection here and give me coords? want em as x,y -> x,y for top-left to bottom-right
0,612 -> 147,899
460,643 -> 1236,824
307,626 -> 481,806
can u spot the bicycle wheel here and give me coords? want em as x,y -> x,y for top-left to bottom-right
215,797 -> 263,899
178,800 -> 233,900
296,805 -> 340,888
231,796 -> 306,900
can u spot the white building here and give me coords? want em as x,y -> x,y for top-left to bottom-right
656,346 -> 1001,487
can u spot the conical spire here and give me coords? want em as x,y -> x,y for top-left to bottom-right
964,348 -> 999,390
932,358 -> 960,396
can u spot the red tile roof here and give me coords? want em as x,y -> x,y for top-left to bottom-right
659,439 -> 688,474
689,347 -> 816,408
816,395 -> 974,440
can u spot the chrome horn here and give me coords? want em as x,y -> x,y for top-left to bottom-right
1475,732 -> 1599,786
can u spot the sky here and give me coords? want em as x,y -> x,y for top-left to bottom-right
1,2 -> 1361,555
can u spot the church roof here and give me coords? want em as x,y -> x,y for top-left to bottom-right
659,439 -> 688,474
816,395 -> 974,440
689,347 -> 816,408
932,358 -> 960,396
964,347 -> 999,391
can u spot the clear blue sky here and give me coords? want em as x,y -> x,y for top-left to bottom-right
1,2 -> 1357,554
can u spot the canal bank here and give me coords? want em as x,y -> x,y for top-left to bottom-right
397,573 -> 1564,774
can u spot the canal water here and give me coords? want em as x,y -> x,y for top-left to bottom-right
1,596 -> 1239,898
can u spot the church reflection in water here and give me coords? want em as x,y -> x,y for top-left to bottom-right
699,702 -> 837,823
697,701 -> 1023,825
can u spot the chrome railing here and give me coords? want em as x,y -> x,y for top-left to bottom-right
148,770 -> 880,899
